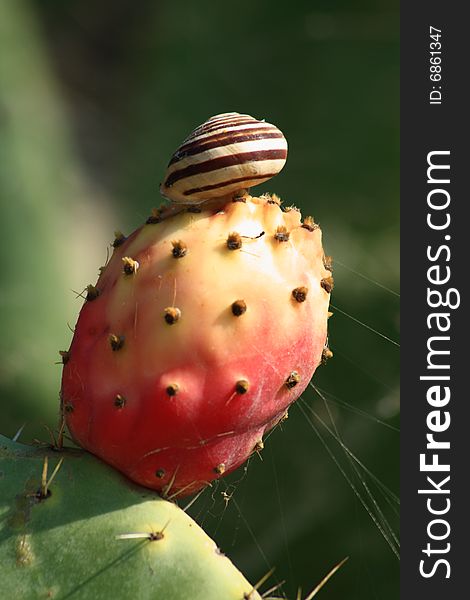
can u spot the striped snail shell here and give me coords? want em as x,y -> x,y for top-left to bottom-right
160,112 -> 288,204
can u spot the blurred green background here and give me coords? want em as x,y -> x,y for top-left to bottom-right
0,0 -> 399,598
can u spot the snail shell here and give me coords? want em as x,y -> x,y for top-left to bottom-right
160,112 -> 288,204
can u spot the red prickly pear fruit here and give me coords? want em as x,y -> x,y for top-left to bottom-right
61,194 -> 332,497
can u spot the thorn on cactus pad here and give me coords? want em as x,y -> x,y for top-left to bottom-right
285,371 -> 301,389
64,402 -> 74,413
231,299 -> 247,316
34,486 -> 52,502
328,311 -> 334,319
114,394 -> 126,408
214,463 -> 226,475
321,276 -> 334,293
323,255 -> 333,271
152,519 -> 171,540
227,232 -> 242,250
155,469 -> 166,479
146,208 -> 162,224
112,231 -> 126,248
58,350 -> 70,365
244,567 -> 276,599
122,257 -> 139,275
164,307 -> 181,325
117,527 -> 167,541
235,379 -> 249,394
302,216 -> 318,231
33,456 -> 64,501
109,334 -> 125,351
166,383 -> 179,396
274,226 -> 289,242
292,286 -> 308,303
117,521 -> 171,542
171,240 -> 187,258
86,285 -> 100,301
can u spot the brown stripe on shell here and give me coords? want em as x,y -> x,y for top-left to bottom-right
188,122 -> 273,146
191,117 -> 255,136
190,113 -> 242,131
186,121 -> 273,147
190,115 -> 255,137
183,173 -> 280,197
193,118 -> 272,137
191,118 -> 274,138
179,124 -> 276,154
186,119 -> 256,143
164,149 -> 287,188
169,130 -> 284,166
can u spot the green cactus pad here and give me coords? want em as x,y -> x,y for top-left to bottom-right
0,435 -> 261,600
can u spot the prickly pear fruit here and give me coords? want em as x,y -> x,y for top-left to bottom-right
61,194 -> 332,497
0,435 -> 262,600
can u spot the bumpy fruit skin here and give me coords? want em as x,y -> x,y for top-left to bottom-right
62,194 -> 331,497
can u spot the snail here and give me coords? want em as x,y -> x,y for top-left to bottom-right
160,112 -> 288,204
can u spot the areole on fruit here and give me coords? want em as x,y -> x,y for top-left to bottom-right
61,114 -> 333,497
